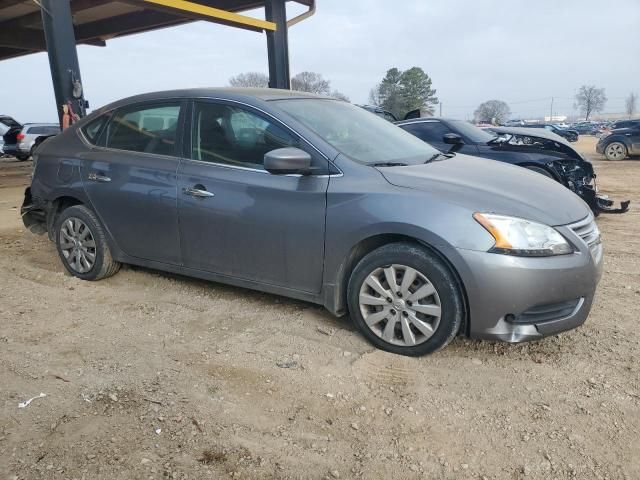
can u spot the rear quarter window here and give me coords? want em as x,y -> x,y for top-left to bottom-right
81,116 -> 108,145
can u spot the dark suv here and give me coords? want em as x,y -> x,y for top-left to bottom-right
596,121 -> 640,160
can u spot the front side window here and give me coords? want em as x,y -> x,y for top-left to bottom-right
273,99 -> 439,165
105,103 -> 180,156
446,120 -> 495,144
401,121 -> 451,144
191,102 -> 297,169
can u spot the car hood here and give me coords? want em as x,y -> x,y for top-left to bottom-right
491,126 -> 569,144
489,127 -> 584,161
378,154 -> 590,226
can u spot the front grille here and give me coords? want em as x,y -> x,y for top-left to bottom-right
510,299 -> 582,324
569,215 -> 600,247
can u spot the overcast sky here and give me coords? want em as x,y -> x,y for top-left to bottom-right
1,0 -> 639,122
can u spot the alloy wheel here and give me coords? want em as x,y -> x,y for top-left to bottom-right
605,142 -> 626,160
358,264 -> 441,347
59,217 -> 96,273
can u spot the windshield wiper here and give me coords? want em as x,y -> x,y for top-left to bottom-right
370,162 -> 408,167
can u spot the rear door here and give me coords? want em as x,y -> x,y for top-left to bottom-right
81,100 -> 185,264
176,99 -> 329,293
629,126 -> 640,154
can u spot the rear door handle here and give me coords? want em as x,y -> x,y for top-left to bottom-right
183,186 -> 215,198
88,172 -> 111,182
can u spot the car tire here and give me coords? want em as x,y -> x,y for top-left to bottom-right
347,242 -> 463,356
604,142 -> 627,161
524,165 -> 555,179
16,155 -> 29,161
54,205 -> 121,281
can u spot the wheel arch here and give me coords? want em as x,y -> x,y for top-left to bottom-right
47,194 -> 86,240
517,162 -> 563,183
329,233 -> 470,336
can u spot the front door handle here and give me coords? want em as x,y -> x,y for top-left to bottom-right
183,186 -> 215,198
88,172 -> 111,182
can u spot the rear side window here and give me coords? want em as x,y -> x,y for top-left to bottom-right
26,125 -> 60,135
81,116 -> 108,145
104,103 -> 181,156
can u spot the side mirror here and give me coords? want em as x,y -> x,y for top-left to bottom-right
443,133 -> 464,153
443,133 -> 464,145
264,147 -> 312,175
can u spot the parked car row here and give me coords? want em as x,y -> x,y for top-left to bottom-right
1,115 -> 60,160
22,88 -> 611,357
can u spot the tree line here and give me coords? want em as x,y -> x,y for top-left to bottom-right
229,70 -> 638,122
229,71 -> 349,101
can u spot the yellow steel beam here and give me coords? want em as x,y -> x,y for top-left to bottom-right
142,0 -> 277,31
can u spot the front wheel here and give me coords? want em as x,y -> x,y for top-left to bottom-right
54,205 -> 121,281
525,165 -> 555,179
347,243 -> 463,356
604,142 -> 627,161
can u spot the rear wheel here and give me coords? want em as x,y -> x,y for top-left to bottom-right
54,205 -> 120,281
347,243 -> 463,356
604,142 -> 627,161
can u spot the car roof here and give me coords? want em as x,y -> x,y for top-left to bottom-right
395,117 -> 456,126
95,88 -> 327,114
23,123 -> 60,126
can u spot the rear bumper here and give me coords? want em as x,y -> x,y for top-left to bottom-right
2,143 -> 29,156
21,187 -> 48,235
457,236 -> 603,343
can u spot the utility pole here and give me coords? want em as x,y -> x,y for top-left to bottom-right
40,0 -> 86,127
549,97 -> 554,122
439,102 -> 442,117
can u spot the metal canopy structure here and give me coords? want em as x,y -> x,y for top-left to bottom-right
0,0 -> 313,124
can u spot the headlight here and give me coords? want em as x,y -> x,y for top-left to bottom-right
473,213 -> 573,257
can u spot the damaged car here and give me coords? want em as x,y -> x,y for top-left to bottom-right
21,88 -> 605,356
396,118 -> 629,214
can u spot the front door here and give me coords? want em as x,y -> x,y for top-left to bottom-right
177,100 -> 329,293
82,101 -> 184,264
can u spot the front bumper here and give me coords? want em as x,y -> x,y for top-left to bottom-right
457,227 -> 603,343
581,184 -> 630,214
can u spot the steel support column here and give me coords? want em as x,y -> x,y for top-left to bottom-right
265,0 -> 290,89
40,0 -> 86,126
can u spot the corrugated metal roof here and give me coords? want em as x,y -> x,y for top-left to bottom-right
0,0 -> 311,61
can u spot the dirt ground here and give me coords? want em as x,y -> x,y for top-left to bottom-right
0,137 -> 638,480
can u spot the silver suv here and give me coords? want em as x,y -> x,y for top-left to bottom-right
2,122 -> 60,160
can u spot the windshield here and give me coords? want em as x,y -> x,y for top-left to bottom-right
272,99 -> 439,165
447,119 -> 495,144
